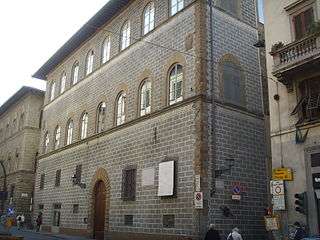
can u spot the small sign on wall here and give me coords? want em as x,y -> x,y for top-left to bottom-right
142,168 -> 155,186
264,215 -> 280,231
194,192 -> 203,209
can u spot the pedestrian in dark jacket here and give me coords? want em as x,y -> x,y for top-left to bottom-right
292,222 -> 306,240
204,224 -> 221,240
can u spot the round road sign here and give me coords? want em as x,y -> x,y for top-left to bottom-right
232,185 -> 243,195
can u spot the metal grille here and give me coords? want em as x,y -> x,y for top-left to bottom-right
122,168 -> 136,201
75,165 -> 82,185
163,215 -> 175,228
40,174 -> 45,190
55,170 -> 61,187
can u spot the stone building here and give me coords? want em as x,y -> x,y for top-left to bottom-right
0,86 -> 44,225
264,0 -> 320,238
32,0 -> 267,239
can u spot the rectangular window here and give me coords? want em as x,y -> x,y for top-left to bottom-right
124,215 -> 133,226
163,215 -> 175,228
75,165 -> 82,185
55,170 -> 61,187
53,204 -> 61,227
40,174 -> 45,190
291,77 -> 320,123
311,153 -> 320,167
122,168 -> 136,201
293,8 -> 314,40
73,204 -> 79,213
10,185 -> 15,199
38,204 -> 44,210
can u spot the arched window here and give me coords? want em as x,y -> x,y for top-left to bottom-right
170,0 -> 183,16
54,126 -> 61,150
66,119 -> 74,145
72,62 -> 79,85
102,37 -> 111,63
116,92 -> 126,126
143,2 -> 155,35
169,64 -> 183,105
222,61 -> 245,106
96,102 -> 106,133
140,80 -> 152,116
80,112 -> 88,140
121,21 -> 131,51
44,132 -> 49,153
86,50 -> 94,75
60,72 -> 66,93
50,82 -> 56,101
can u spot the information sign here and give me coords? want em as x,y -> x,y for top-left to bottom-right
270,180 -> 284,195
273,194 -> 285,210
264,215 -> 280,231
273,168 -> 293,180
6,206 -> 16,217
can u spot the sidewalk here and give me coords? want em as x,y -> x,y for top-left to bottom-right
12,227 -> 95,240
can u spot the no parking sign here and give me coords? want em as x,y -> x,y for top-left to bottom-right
194,192 -> 203,209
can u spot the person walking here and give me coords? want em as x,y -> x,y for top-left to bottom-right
227,227 -> 243,240
16,214 -> 22,230
20,214 -> 25,229
36,211 -> 43,232
204,224 -> 221,240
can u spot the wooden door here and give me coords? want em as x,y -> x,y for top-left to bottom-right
93,181 -> 106,240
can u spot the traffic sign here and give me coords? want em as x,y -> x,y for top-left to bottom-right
194,192 -> 203,209
270,180 -> 284,195
6,206 -> 16,217
232,185 -> 243,195
273,168 -> 293,180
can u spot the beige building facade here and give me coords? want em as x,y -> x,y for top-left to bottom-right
0,86 -> 44,226
264,0 -> 320,238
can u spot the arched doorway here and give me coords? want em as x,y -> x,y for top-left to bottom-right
93,180 -> 106,240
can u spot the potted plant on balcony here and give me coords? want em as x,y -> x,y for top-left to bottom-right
307,21 -> 320,35
270,41 -> 284,54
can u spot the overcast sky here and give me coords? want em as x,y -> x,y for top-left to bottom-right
0,0 -> 264,106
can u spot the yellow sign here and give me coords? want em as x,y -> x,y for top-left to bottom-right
273,168 -> 293,180
264,215 -> 280,231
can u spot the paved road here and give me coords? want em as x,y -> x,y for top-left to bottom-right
11,229 -> 64,240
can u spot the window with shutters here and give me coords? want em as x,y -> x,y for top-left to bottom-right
219,0 -> 240,17
116,92 -> 126,126
122,168 -> 136,201
292,7 -> 314,40
169,64 -> 183,105
66,119 -> 73,145
291,77 -> 320,124
80,112 -> 88,139
55,170 -> 61,187
220,59 -> 246,107
40,174 -> 45,190
75,165 -> 82,185
96,102 -> 106,133
140,79 -> 152,116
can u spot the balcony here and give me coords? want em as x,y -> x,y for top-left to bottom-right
271,34 -> 320,92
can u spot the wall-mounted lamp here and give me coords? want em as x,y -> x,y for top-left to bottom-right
71,174 -> 86,189
215,155 -> 235,178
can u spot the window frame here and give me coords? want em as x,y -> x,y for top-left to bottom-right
143,2 -> 155,35
139,79 -> 152,116
53,125 -> 61,150
168,64 -> 183,105
72,62 -> 79,85
170,0 -> 184,16
102,37 -> 111,64
96,102 -> 106,133
120,21 -> 131,51
217,0 -> 241,17
121,168 -> 136,201
80,112 -> 88,140
66,119 -> 74,145
50,81 -> 56,101
116,92 -> 126,126
60,72 -> 66,94
43,132 -> 49,154
86,50 -> 94,76
55,170 -> 61,187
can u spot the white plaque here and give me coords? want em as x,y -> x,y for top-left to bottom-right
273,194 -> 285,210
21,193 -> 28,197
157,161 -> 174,196
215,180 -> 224,190
232,195 -> 241,200
142,168 -> 155,186
195,175 -> 200,191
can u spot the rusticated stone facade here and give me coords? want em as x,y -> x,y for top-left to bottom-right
33,0 -> 267,239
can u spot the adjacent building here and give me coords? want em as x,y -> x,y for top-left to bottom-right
32,0 -> 268,239
264,0 -> 320,238
0,86 -> 44,226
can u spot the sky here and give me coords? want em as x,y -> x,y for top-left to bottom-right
0,0 -> 264,106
